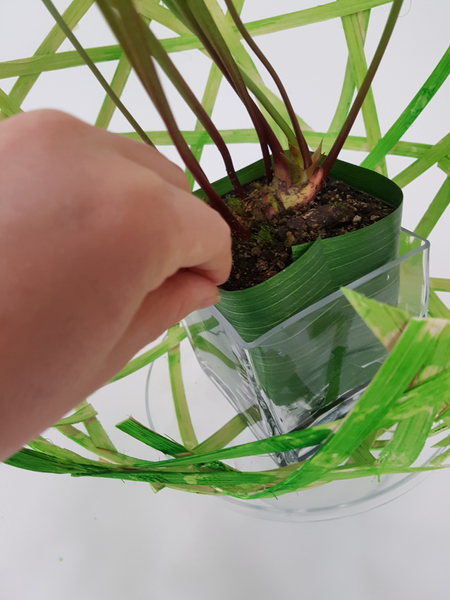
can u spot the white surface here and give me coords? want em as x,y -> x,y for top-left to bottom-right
2,462 -> 450,600
1,2 -> 450,599
3,353 -> 450,600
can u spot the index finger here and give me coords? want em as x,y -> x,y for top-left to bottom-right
168,187 -> 233,286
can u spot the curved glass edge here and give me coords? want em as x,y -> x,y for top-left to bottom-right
166,229 -> 433,520
144,356 -> 442,523
217,470 -> 433,523
204,228 -> 429,349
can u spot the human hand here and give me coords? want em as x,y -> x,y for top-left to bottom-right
0,110 -> 231,460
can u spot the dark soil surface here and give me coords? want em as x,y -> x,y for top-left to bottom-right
221,177 -> 395,291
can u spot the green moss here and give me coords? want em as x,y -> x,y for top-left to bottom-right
253,225 -> 276,247
226,195 -> 244,215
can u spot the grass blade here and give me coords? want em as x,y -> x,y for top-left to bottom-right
342,288 -> 411,351
328,9 -> 370,135
53,404 -> 98,426
341,9 -> 387,175
134,0 -> 189,33
54,424 -> 146,466
186,61 -> 224,190
428,290 -> 450,319
322,0 -> 403,179
1,0 -> 94,118
193,405 -> 261,454
121,129 -> 431,161
76,400 -> 117,452
117,417 -> 332,467
93,8 -> 157,131
108,328 -> 186,384
108,318 -> 218,384
438,156 -> 450,176
168,324 -> 198,451
5,448 -> 281,491
18,444 -> 98,468
122,1 -> 394,57
0,88 -> 23,117
321,463 -> 447,484
247,318 -> 445,499
430,278 -> 450,293
116,417 -> 188,456
362,47 -> 450,171
42,0 -> 153,145
380,411 -> 437,468
414,177 -> 450,239
393,132 -> 450,188
381,368 -> 450,428
143,0 -> 393,42
95,52 -> 132,129
0,46 -> 122,79
344,291 -> 450,468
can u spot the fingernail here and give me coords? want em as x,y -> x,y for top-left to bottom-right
198,292 -> 220,309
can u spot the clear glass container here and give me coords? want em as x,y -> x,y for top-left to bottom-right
183,229 -> 430,465
145,343 -> 440,522
144,228 -> 435,522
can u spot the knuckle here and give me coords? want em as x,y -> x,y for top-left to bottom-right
1,110 -> 84,158
15,109 -> 77,136
210,203 -> 232,240
150,149 -> 189,192
171,163 -> 190,192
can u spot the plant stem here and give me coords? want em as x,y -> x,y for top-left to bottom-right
178,0 -> 274,181
98,0 -> 249,238
186,0 -> 245,190
223,0 -> 311,170
42,0 -> 153,146
137,19 -> 246,197
321,0 -> 403,179
341,9 -> 387,175
186,61 -> 223,191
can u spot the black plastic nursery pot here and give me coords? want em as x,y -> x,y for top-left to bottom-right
185,156 -> 425,464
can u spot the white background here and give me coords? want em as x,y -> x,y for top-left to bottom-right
1,1 -> 450,599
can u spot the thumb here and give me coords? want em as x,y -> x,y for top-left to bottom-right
139,269 -> 220,336
105,270 -> 220,373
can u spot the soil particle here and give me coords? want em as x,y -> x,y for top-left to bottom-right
221,177 -> 395,292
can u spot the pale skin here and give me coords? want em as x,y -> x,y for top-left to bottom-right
0,110 -> 232,462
